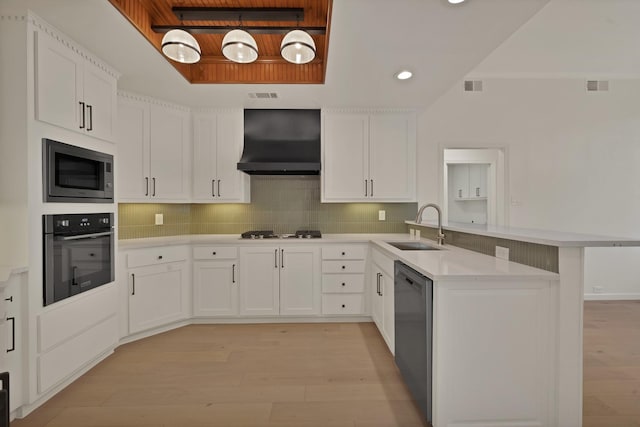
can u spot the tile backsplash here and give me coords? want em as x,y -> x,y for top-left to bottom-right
119,176 -> 417,239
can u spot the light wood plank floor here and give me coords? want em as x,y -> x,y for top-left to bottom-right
583,300 -> 640,427
13,323 -> 428,427
12,301 -> 640,427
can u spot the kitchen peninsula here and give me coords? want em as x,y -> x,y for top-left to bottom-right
407,220 -> 640,427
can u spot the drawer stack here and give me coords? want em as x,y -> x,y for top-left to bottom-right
321,245 -> 367,315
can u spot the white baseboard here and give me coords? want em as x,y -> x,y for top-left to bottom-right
584,293 -> 640,301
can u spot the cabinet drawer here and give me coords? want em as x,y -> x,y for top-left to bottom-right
372,248 -> 396,277
322,260 -> 366,274
193,246 -> 238,260
127,246 -> 188,268
322,294 -> 365,315
322,274 -> 365,293
322,245 -> 367,260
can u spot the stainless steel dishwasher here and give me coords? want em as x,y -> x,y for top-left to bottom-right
394,261 -> 433,423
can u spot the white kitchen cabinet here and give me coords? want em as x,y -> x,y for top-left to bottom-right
370,248 -> 395,353
35,30 -> 117,141
192,246 -> 239,317
239,246 -> 320,316
116,93 -> 190,201
127,246 -> 189,334
321,245 -> 368,316
192,111 -> 250,202
322,111 -> 416,202
451,163 -> 488,200
3,274 -> 24,413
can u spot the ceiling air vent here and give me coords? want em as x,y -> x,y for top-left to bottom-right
586,80 -> 609,92
464,80 -> 483,92
248,92 -> 279,99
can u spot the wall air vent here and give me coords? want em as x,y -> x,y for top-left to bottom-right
248,92 -> 279,99
586,80 -> 609,92
464,80 -> 483,92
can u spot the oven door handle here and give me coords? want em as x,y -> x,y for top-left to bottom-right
56,231 -> 113,241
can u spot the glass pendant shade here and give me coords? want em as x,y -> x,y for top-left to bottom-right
161,29 -> 201,64
222,29 -> 258,63
280,30 -> 316,64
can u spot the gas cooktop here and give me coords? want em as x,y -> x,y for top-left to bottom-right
240,230 -> 322,239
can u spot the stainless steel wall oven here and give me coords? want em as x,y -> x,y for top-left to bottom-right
43,213 -> 114,306
43,138 -> 114,203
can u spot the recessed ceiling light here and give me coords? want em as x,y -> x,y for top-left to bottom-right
448,0 -> 465,4
395,70 -> 413,81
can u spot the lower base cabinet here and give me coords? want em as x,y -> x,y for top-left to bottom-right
371,249 -> 395,353
126,246 -> 189,334
238,246 -> 320,316
193,261 -> 238,317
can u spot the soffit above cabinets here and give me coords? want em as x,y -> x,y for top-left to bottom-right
107,0 -> 332,85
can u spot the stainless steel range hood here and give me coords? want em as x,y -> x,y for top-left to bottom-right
237,109 -> 321,175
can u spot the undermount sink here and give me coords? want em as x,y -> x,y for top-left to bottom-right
386,241 -> 442,251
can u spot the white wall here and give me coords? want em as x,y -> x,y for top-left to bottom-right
417,77 -> 640,298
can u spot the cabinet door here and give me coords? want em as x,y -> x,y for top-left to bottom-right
450,164 -> 470,200
239,247 -> 280,315
322,113 -> 369,201
381,270 -> 395,354
128,262 -> 187,334
371,266 -> 383,330
34,31 -> 83,131
4,277 -> 24,412
193,261 -> 238,317
149,105 -> 190,200
369,113 -> 416,201
280,246 -> 320,316
82,61 -> 116,142
192,113 -> 217,200
216,110 -> 249,202
468,164 -> 488,199
116,97 -> 150,200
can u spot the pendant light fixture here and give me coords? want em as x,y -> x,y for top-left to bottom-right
281,30 -> 316,64
161,29 -> 201,64
222,16 -> 258,64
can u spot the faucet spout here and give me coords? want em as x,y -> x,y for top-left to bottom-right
415,203 -> 445,245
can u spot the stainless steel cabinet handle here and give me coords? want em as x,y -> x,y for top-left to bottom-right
232,264 -> 236,283
281,249 -> 284,268
458,189 -> 462,198
6,317 -> 15,352
131,273 -> 135,295
274,249 -> 278,268
57,231 -> 114,241
370,179 -> 373,197
379,273 -> 383,296
79,101 -> 85,129
152,178 -> 156,197
364,179 -> 368,197
377,273 -> 381,296
218,180 -> 221,197
87,104 -> 93,131
212,180 -> 215,197
476,187 -> 480,197
145,177 -> 149,196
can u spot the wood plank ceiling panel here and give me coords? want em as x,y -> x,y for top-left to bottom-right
108,0 -> 332,84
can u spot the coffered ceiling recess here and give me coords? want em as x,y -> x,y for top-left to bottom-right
108,0 -> 332,84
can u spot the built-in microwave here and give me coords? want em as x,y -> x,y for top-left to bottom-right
43,138 -> 114,203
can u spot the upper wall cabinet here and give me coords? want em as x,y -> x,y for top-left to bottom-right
192,110 -> 250,203
322,111 -> 416,202
116,94 -> 190,202
34,30 -> 117,142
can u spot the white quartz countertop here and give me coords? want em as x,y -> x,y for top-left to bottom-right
407,220 -> 640,248
0,265 -> 28,286
119,233 -> 558,282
